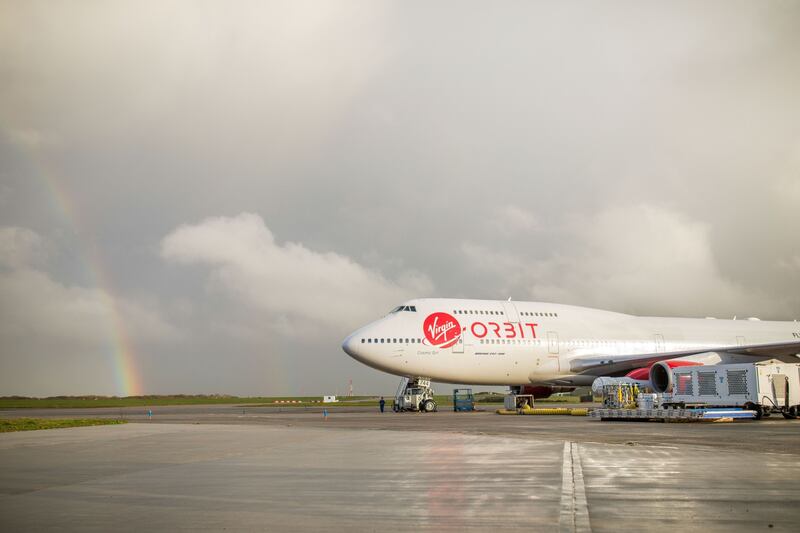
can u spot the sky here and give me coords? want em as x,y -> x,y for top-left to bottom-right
1,1 -> 799,397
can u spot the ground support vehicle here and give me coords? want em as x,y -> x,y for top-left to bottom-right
453,388 -> 475,412
654,359 -> 800,419
504,393 -> 534,411
393,377 -> 437,412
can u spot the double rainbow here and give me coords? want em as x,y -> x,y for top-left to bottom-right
36,158 -> 143,397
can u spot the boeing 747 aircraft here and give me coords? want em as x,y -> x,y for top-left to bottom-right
341,299 -> 800,398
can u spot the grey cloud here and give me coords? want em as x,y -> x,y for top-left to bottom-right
0,227 -> 179,395
0,1 -> 798,395
463,204 -> 797,319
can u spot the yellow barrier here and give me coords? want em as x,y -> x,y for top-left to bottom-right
495,408 -> 588,416
521,408 -> 569,415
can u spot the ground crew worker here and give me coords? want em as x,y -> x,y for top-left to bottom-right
379,397 -> 386,413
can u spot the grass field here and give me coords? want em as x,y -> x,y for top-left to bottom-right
0,395 -> 376,409
0,418 -> 127,432
0,393 -> 590,410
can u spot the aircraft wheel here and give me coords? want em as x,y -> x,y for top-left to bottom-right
782,406 -> 798,420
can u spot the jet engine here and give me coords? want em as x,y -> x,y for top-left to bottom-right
649,352 -> 732,393
625,360 -> 702,383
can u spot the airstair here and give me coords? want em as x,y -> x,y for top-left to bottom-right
394,377 -> 410,404
393,377 -> 436,412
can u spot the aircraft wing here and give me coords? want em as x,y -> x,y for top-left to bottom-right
569,339 -> 800,377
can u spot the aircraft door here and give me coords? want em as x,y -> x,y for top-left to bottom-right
548,331 -> 559,354
502,301 -> 520,323
547,331 -> 560,371
654,334 -> 665,353
452,334 -> 464,353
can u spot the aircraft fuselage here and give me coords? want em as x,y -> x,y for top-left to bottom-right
341,298 -> 800,386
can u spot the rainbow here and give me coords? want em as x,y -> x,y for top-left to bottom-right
34,157 -> 144,397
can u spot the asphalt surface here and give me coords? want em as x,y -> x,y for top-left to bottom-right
4,403 -> 798,454
1,404 -> 798,531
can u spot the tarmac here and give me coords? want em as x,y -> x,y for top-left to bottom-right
1,404 -> 798,531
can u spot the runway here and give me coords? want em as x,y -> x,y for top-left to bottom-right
1,406 -> 798,531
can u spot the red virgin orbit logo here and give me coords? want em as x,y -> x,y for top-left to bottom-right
423,312 -> 461,349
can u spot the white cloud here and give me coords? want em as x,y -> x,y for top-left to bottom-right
777,254 -> 800,271
491,205 -> 540,233
4,127 -> 53,148
0,226 -> 47,269
161,213 -> 433,335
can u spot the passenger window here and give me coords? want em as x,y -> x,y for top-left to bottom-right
361,339 -> 364,343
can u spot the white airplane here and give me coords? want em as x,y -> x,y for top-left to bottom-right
341,298 -> 800,397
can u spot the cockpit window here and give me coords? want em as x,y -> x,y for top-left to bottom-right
389,305 -> 417,313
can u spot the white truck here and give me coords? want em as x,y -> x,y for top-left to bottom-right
393,377 -> 437,412
651,359 -> 800,419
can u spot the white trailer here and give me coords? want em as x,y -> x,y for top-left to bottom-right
652,359 -> 800,419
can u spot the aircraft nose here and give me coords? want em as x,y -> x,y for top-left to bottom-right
341,334 -> 357,358
342,329 -> 374,367
342,326 -> 398,375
